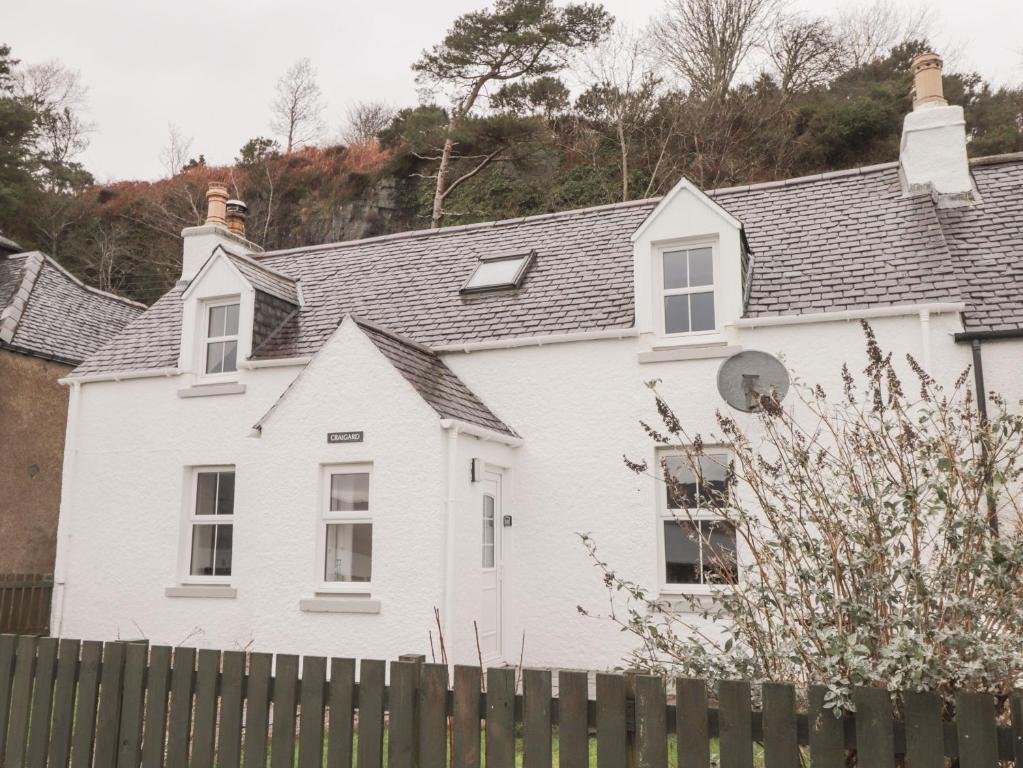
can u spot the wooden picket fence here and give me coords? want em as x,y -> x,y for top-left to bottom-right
1,634 -> 1022,767
0,575 -> 52,636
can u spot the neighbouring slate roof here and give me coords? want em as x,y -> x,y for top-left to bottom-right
70,154 -> 1023,377
0,252 -> 144,365
357,319 -> 517,436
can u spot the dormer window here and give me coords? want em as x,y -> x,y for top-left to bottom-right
461,250 -> 535,293
660,246 -> 716,335
204,300 -> 240,375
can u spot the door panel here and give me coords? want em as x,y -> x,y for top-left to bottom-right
479,473 -> 502,662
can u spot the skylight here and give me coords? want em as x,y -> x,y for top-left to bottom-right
461,251 -> 535,293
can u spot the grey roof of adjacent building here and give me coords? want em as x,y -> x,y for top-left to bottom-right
0,252 -> 145,365
0,233 -> 21,257
357,319 -> 517,436
70,153 -> 1023,377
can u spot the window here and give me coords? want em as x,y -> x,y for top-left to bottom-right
322,467 -> 373,587
482,494 -> 496,568
188,468 -> 235,580
204,301 -> 239,375
659,451 -> 737,589
462,251 -> 535,293
661,246 -> 715,335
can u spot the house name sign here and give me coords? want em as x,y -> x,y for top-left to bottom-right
327,431 -> 364,444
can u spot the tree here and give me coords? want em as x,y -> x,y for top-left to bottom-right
341,101 -> 394,145
768,14 -> 843,94
834,0 -> 931,68
575,24 -> 661,200
582,323 -> 1023,711
651,0 -> 780,101
0,45 -> 39,224
412,0 -> 612,227
12,59 -> 93,166
491,76 -> 570,119
270,58 -> 325,153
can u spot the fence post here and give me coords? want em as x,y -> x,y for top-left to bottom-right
624,669 -> 639,768
400,653 -> 426,768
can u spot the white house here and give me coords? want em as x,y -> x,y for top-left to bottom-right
52,54 -> 1023,670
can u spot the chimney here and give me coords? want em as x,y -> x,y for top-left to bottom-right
205,182 -> 229,226
899,52 -> 976,207
179,182 -> 262,282
225,199 -> 248,238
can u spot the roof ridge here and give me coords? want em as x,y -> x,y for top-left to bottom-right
708,161 -> 901,196
254,197 -> 660,261
0,252 -> 44,343
969,152 -> 1023,168
351,315 -> 437,356
226,249 -> 297,284
38,252 -> 147,309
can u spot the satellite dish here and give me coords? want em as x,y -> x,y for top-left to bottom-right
716,350 -> 790,413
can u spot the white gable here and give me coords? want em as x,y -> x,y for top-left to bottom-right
631,177 -> 746,346
253,316 -> 439,436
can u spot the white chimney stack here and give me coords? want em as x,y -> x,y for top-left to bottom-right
179,182 -> 262,282
899,52 -> 976,207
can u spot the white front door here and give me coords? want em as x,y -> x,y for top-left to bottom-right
479,472 -> 503,663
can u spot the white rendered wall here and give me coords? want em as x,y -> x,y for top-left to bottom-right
57,319 -> 448,662
56,308 -> 1023,670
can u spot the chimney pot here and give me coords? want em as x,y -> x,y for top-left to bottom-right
205,182 -> 229,227
225,199 -> 248,238
911,52 -> 946,109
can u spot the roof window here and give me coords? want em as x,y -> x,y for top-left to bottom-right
461,250 -> 535,294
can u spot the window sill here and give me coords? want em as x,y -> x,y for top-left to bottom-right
299,597 -> 381,614
178,382 -> 246,398
165,585 -> 237,599
638,343 -> 739,364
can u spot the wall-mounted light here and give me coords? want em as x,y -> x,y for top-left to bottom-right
470,458 -> 483,483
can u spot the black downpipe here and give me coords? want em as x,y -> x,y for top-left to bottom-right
971,339 -> 997,534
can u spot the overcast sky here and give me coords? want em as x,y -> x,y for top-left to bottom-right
6,0 -> 1020,181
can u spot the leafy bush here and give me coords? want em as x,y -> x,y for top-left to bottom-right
582,323 -> 1023,711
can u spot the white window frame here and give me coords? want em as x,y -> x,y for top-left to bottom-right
656,448 -> 737,596
200,297 -> 241,381
180,465 -> 236,586
460,251 -> 536,294
318,463 -> 374,594
655,241 -> 720,340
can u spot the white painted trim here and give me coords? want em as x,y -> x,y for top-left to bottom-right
638,344 -> 741,364
731,302 -> 965,329
177,383 -> 247,398
299,597 -> 381,614
318,463 -> 375,593
51,380 -> 81,637
631,176 -> 743,243
439,419 -> 523,447
165,586 -> 238,599
60,367 -> 180,385
441,424 -> 460,645
239,356 -> 312,369
435,327 -> 637,354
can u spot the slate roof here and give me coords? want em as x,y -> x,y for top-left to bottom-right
224,252 -> 300,305
70,154 -> 1023,377
709,162 -> 964,315
357,319 -> 517,436
936,156 -> 1023,335
0,252 -> 144,365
